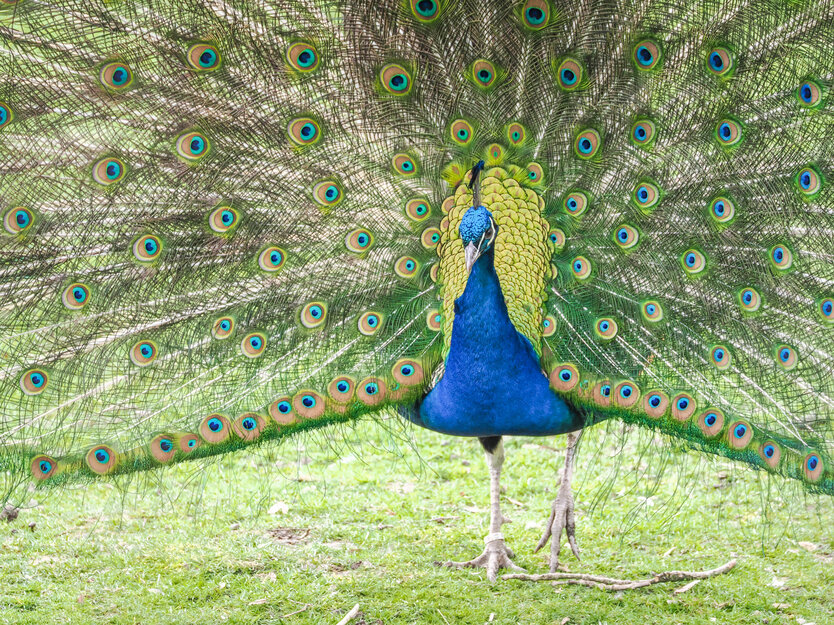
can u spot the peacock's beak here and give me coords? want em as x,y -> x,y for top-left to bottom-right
464,241 -> 481,273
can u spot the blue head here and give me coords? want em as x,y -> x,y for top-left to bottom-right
459,205 -> 496,272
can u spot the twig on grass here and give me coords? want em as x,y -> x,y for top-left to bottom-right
502,559 -> 736,591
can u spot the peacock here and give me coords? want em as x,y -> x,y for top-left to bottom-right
1,0 -> 833,584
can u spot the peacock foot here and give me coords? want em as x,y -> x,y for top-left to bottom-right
442,532 -> 525,583
534,475 -> 580,572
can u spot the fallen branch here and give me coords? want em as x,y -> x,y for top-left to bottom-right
502,559 -> 736,591
335,603 -> 360,625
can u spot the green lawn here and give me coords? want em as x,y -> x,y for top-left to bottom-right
2,418 -> 833,625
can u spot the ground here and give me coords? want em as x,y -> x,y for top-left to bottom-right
1,417 -> 833,625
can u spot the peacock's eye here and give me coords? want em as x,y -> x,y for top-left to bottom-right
208,418 -> 223,432
277,401 -> 291,414
677,398 -> 689,410
302,395 -> 316,407
95,450 -> 110,463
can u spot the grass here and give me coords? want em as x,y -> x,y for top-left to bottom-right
1,417 -> 833,625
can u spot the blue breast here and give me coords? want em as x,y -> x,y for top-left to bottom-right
411,249 -> 583,437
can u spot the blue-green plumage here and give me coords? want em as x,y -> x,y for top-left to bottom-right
415,208 -> 582,437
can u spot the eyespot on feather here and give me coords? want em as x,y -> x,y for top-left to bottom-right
796,166 -> 822,196
803,452 -> 823,482
393,359 -> 424,386
641,300 -> 664,322
642,391 -> 669,418
133,235 -> 162,262
594,317 -> 618,340
241,332 -> 266,358
563,191 -> 589,217
758,441 -> 781,469
187,43 -> 221,70
345,228 -> 374,253
420,227 -> 441,249
555,57 -> 583,91
592,381 -> 612,407
179,434 -> 200,453
427,309 -> 442,331
715,118 -> 742,147
199,414 -> 232,443
209,206 -> 240,233
613,224 -> 639,249
706,47 -> 734,77
3,206 -> 34,234
632,181 -> 660,211
269,398 -> 296,425
630,119 -> 656,147
150,434 -> 177,463
300,302 -> 327,329
287,117 -> 321,146
212,316 -> 235,340
31,455 -> 56,480
328,376 -> 355,403
614,381 -> 640,408
258,246 -> 285,272
176,131 -> 210,161
796,79 -> 822,108
727,420 -> 753,450
392,153 -> 418,176
405,198 -> 431,221
395,256 -> 419,278
0,101 -> 13,129
520,0 -> 550,29
708,196 -> 735,224
671,393 -> 696,421
286,42 -> 319,72
681,249 -> 706,275
233,413 -> 266,441
550,364 -> 579,392
574,129 -> 601,159
697,409 -> 725,438
548,228 -> 565,251
710,345 -> 731,370
450,119 -> 474,146
20,369 -> 48,395
542,315 -> 556,337
570,256 -> 591,280
380,63 -> 412,95
86,445 -> 117,475
358,377 -> 386,405
100,62 -> 133,89
738,287 -> 761,313
130,341 -> 158,367
410,0 -> 441,21
293,390 -> 325,419
93,157 -> 126,185
313,181 -> 343,207
633,39 -> 661,70
507,122 -> 526,146
471,59 -> 498,89
775,344 -> 797,370
62,283 -> 91,310
768,244 -> 793,271
358,311 -> 383,336
526,162 -> 544,185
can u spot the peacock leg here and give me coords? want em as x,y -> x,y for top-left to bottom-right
443,436 -> 525,582
535,430 -> 581,572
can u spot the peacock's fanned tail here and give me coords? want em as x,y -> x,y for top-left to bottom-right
0,0 -> 832,499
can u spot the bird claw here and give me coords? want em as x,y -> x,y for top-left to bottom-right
442,537 -> 525,583
534,476 -> 580,572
